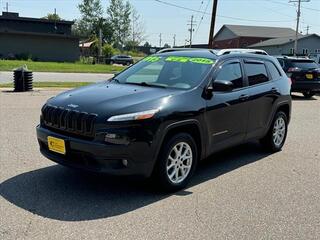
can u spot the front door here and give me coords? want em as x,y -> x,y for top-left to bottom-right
205,59 -> 250,153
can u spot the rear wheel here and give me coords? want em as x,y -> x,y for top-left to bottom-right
153,133 -> 198,191
303,91 -> 315,98
260,111 -> 288,152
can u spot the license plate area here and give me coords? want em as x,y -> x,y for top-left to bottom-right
47,136 -> 66,155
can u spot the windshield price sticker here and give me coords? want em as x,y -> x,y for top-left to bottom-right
143,56 -> 161,62
143,56 -> 215,65
165,56 -> 190,63
189,58 -> 215,65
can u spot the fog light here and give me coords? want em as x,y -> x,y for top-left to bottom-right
122,159 -> 128,167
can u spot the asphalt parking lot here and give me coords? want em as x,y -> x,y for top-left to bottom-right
0,89 -> 319,240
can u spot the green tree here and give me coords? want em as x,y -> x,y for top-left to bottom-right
163,43 -> 171,48
143,42 -> 151,48
130,7 -> 145,47
42,13 -> 62,21
77,0 -> 103,37
107,0 -> 132,49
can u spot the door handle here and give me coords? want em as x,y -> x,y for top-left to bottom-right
239,94 -> 249,101
271,87 -> 279,93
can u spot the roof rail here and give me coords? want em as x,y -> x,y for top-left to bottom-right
157,48 -> 218,55
157,48 -> 202,54
216,49 -> 268,56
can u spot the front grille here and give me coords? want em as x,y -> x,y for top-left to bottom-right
41,105 -> 97,138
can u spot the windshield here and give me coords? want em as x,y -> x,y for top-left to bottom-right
114,55 -> 215,89
292,60 -> 319,70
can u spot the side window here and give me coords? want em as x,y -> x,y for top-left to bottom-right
215,62 -> 243,89
265,61 -> 282,80
244,62 -> 269,86
277,59 -> 285,68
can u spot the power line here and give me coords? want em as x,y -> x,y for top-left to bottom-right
154,0 -> 295,23
194,0 -> 204,23
194,0 -> 211,38
266,0 -> 320,12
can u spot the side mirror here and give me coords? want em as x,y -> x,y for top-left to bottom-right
210,80 -> 234,92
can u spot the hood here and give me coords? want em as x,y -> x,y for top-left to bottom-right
47,82 -> 181,117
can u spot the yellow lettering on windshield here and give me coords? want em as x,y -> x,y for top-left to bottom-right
143,56 -> 161,62
165,56 -> 190,63
142,55 -> 215,65
189,58 -> 215,65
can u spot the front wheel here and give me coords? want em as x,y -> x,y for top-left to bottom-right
303,92 -> 315,98
260,111 -> 288,152
153,133 -> 198,192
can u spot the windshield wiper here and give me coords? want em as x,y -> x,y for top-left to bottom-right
125,82 -> 167,88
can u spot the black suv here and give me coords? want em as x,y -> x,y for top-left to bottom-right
110,55 -> 134,65
277,56 -> 320,98
37,50 -> 291,191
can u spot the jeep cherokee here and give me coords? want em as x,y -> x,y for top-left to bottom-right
37,50 -> 291,191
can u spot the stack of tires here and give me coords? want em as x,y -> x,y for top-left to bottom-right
14,66 -> 33,92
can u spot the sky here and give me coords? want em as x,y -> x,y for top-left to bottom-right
1,0 -> 319,47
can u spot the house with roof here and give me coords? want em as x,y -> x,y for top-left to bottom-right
0,12 -> 79,62
249,34 -> 320,56
212,24 -> 300,49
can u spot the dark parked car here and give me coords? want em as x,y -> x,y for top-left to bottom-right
37,50 -> 291,191
110,55 -> 133,65
277,56 -> 320,98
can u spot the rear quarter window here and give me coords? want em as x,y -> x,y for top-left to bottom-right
265,61 -> 282,80
277,58 -> 285,68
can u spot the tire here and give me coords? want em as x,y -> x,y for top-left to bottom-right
303,92 -> 315,98
153,133 -> 198,192
260,111 -> 288,152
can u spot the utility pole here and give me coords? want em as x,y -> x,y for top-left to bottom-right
208,0 -> 218,49
54,8 -> 57,31
173,34 -> 176,48
289,0 -> 310,56
188,15 -> 196,48
306,25 -> 310,35
5,2 -> 9,12
99,28 -> 102,57
98,17 -> 103,61
159,33 -> 162,48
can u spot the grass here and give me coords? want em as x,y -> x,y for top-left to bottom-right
0,82 -> 94,88
0,60 -> 125,73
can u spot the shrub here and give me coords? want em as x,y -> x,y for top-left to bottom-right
102,44 -> 116,57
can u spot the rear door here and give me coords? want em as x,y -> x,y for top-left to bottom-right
244,58 -> 280,140
205,58 -> 250,152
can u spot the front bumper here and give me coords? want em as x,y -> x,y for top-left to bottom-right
36,125 -> 158,177
291,80 -> 320,92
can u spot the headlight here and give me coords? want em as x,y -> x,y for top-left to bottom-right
107,109 -> 160,122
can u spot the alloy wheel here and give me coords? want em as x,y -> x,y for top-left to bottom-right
166,142 -> 193,184
272,116 -> 286,147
